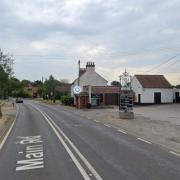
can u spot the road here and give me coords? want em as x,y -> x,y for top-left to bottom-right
0,100 -> 180,180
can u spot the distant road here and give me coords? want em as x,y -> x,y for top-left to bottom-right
0,100 -> 180,180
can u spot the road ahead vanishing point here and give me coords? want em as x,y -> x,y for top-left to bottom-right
0,101 -> 180,180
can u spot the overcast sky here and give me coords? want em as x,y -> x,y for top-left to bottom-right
1,0 -> 180,85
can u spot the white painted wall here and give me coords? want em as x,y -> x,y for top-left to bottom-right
141,88 -> 173,103
131,76 -> 173,103
173,88 -> 180,101
71,68 -> 108,96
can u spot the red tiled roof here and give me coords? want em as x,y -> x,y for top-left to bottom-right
135,75 -> 172,88
91,86 -> 120,93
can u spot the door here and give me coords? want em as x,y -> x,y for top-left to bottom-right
138,94 -> 141,104
176,92 -> 180,102
154,92 -> 161,104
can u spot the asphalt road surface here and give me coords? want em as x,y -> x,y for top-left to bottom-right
0,100 -> 180,180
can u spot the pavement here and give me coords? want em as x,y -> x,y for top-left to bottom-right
0,100 -> 180,180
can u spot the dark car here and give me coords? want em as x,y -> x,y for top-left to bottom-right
16,97 -> 23,103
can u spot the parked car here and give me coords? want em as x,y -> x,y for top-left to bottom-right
16,97 -> 23,103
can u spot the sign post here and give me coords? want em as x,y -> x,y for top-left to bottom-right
119,69 -> 134,119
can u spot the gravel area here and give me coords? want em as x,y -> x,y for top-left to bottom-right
58,103 -> 180,152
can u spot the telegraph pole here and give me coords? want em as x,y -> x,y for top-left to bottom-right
78,60 -> 80,86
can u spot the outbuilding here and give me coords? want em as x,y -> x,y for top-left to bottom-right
131,75 -> 173,104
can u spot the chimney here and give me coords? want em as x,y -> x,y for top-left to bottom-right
86,62 -> 95,71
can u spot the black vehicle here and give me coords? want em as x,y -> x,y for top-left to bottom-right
16,97 -> 23,103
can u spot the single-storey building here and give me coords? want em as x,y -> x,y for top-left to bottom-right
131,75 -> 173,104
71,62 -> 120,108
173,88 -> 180,103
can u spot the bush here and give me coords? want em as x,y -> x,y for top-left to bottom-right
11,89 -> 32,98
55,91 -> 68,100
61,96 -> 74,106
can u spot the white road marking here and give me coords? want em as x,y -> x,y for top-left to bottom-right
43,112 -> 103,180
38,110 -> 91,180
16,137 -> 44,171
94,120 -> 100,123
104,124 -> 111,127
169,151 -> 180,157
117,129 -> 127,134
137,138 -> 152,144
0,105 -> 19,151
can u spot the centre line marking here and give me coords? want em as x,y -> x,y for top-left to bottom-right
94,120 -> 100,123
104,124 -> 111,127
33,106 -> 103,180
44,112 -> 103,180
137,138 -> 152,144
117,129 -> 127,134
169,151 -> 180,157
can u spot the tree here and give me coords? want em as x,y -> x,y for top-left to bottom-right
0,49 -> 14,98
8,77 -> 21,95
0,49 -> 14,77
0,66 -> 8,98
111,81 -> 120,86
34,80 -> 43,87
43,75 -> 60,99
21,80 -> 31,87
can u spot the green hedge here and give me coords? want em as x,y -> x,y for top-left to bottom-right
61,96 -> 74,106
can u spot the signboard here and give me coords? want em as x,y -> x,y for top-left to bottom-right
120,91 -> 133,112
73,86 -> 82,94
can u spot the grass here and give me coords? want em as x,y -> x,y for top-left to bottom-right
38,99 -> 61,105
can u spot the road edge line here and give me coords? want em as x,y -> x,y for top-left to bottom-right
34,107 -> 91,180
0,105 -> 19,151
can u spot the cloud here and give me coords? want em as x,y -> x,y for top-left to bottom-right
0,0 -> 180,85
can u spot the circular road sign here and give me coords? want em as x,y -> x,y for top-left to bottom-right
73,86 -> 82,94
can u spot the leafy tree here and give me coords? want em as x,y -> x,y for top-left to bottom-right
0,49 -> 14,98
43,75 -> 60,99
0,66 -> 8,98
0,49 -> 14,77
21,80 -> 31,87
34,80 -> 43,87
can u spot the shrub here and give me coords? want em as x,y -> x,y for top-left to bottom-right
61,96 -> 74,106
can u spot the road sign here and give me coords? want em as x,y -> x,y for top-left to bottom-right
73,86 -> 82,94
120,91 -> 133,112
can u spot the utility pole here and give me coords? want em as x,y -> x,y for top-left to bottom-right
78,60 -> 80,86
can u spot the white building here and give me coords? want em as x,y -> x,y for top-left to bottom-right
173,87 -> 180,102
131,75 -> 173,104
71,62 -> 108,96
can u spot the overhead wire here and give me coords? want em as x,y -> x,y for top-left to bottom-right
146,53 -> 180,73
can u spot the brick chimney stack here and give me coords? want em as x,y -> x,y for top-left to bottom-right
86,62 -> 95,71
